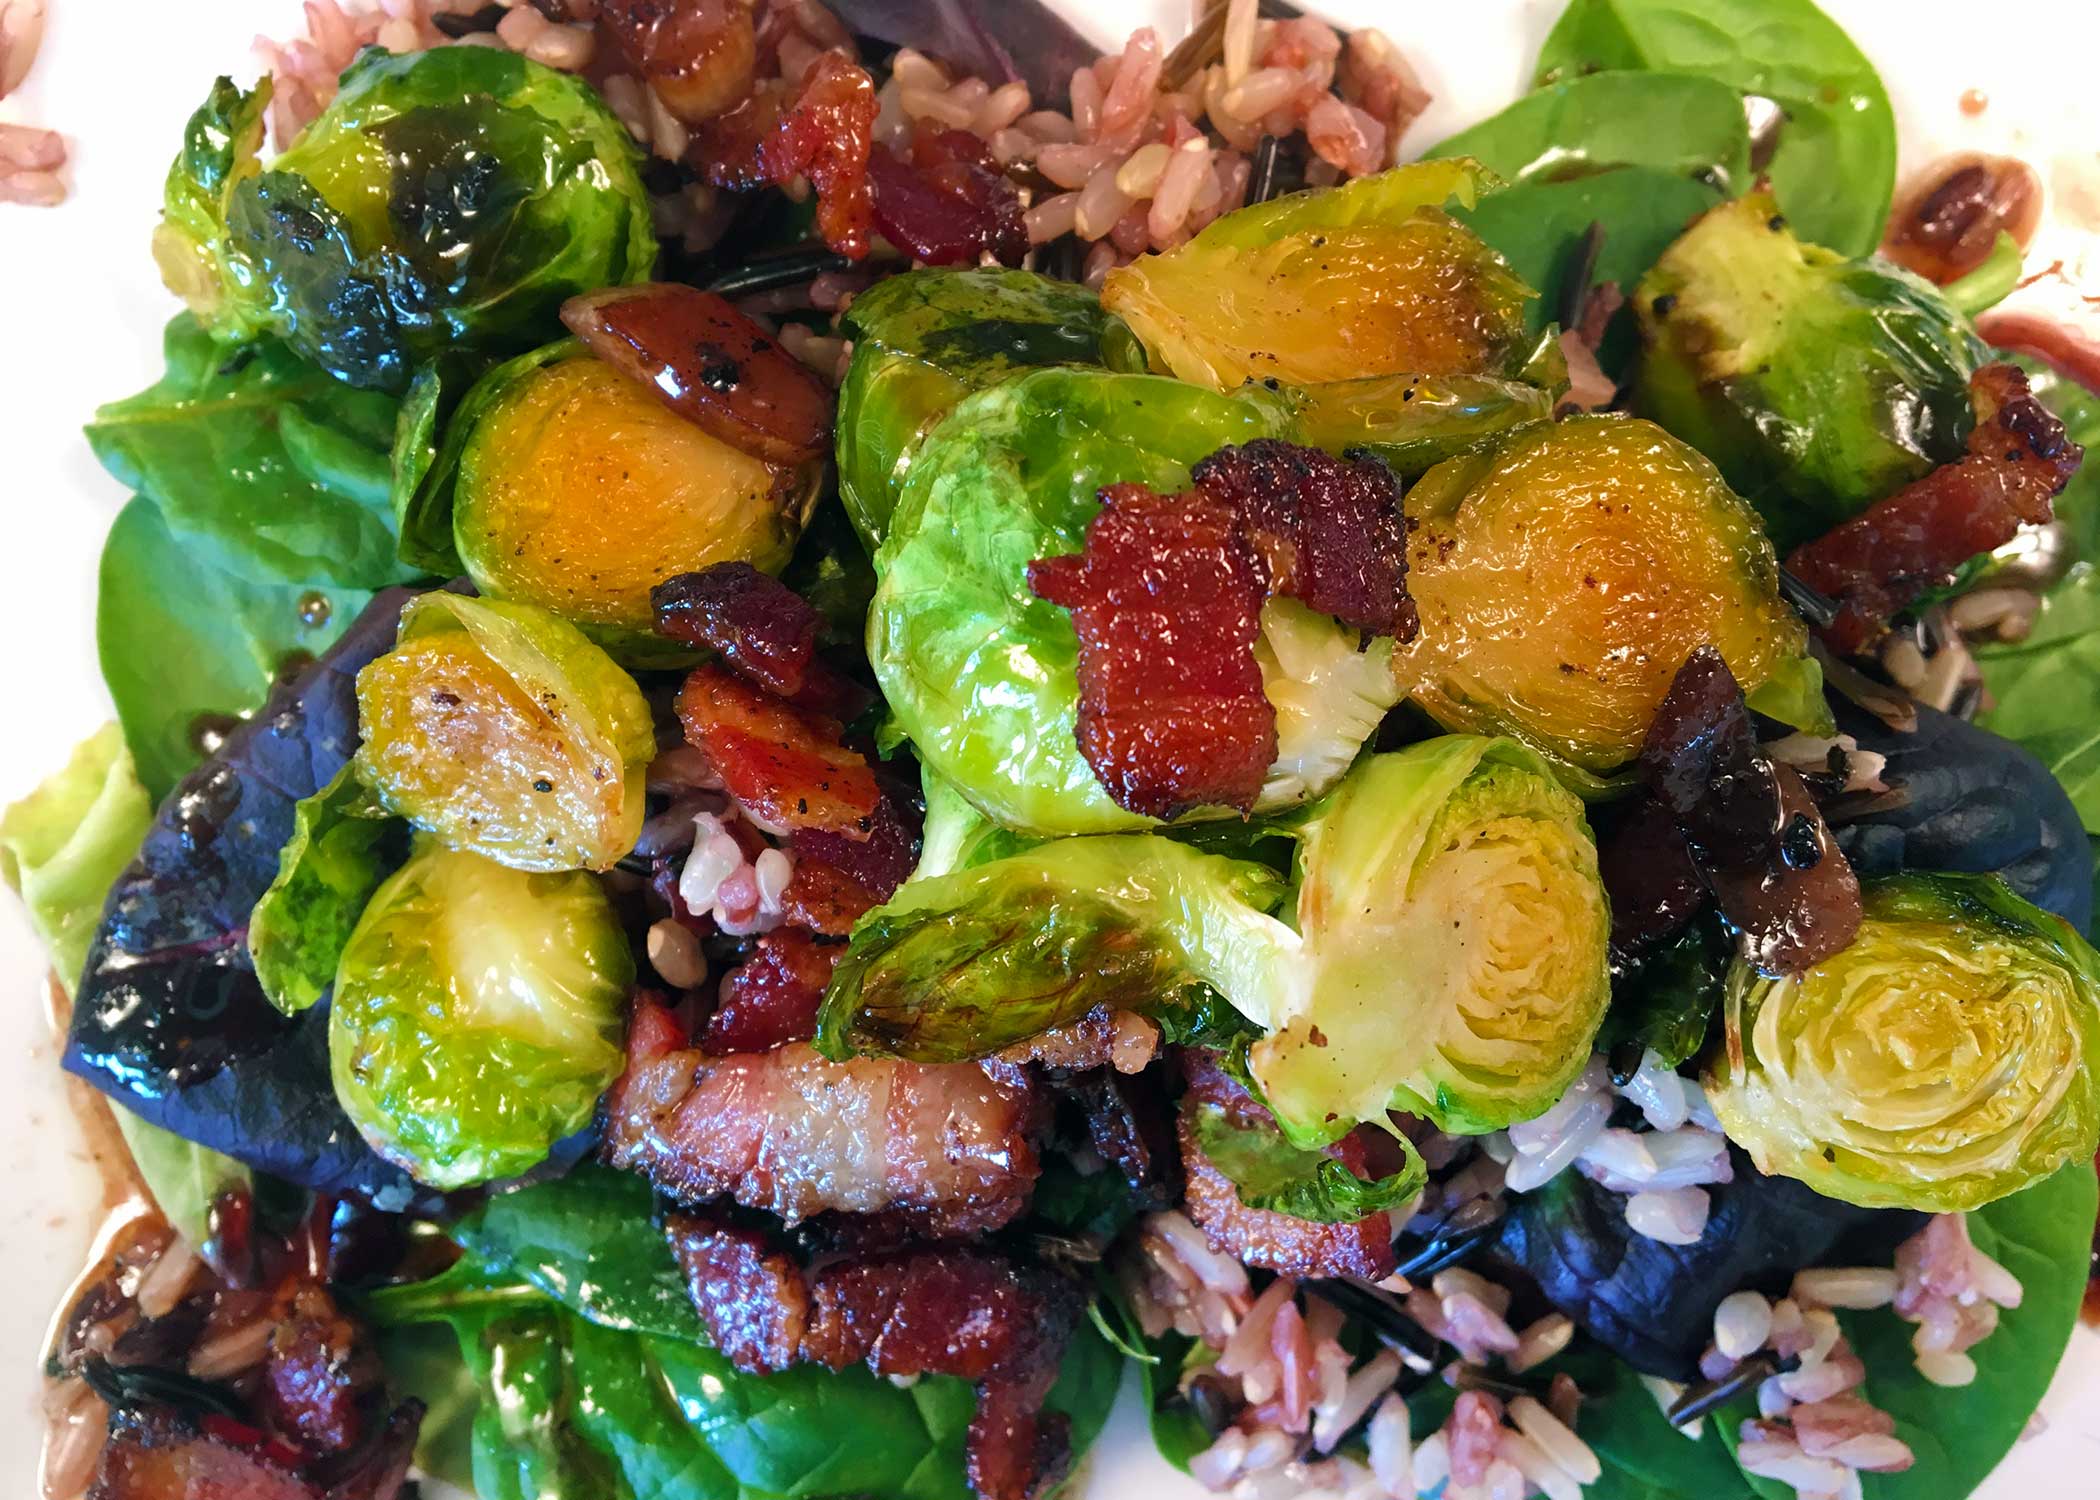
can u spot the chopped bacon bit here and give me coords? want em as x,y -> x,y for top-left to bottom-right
676,663 -> 881,837
702,930 -> 841,1054
697,50 -> 877,257
1177,1054 -> 1399,1280
597,0 -> 758,125
1028,482 -> 1277,818
666,1214 -> 1081,1500
561,285 -> 834,466
785,794 -> 920,934
1789,363 -> 2083,655
653,564 -> 868,718
868,124 -> 1029,267
92,1402 -> 420,1500
1640,646 -> 1861,974
261,1287 -> 373,1456
1597,795 -> 1706,966
1063,1062 -> 1182,1207
605,1002 -> 1042,1233
1192,439 -> 1416,637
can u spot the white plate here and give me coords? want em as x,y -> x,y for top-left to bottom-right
2,1 -> 2096,1495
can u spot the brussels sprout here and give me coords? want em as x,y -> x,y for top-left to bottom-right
1283,371 -> 1557,480
1633,190 -> 1986,549
354,593 -> 655,872
837,268 -> 1137,546
1706,873 -> 2100,1211
438,343 -> 816,648
159,48 -> 656,391
330,840 -> 632,1188
913,768 -> 1037,881
1100,160 -> 1535,391
873,367 -> 1422,835
817,836 -> 1295,1063
1392,414 -> 1829,787
1246,736 -> 1612,1142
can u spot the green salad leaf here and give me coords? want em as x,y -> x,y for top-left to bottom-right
97,495 -> 374,802
1977,565 -> 2100,840
248,764 -> 406,1017
1188,1100 -> 1426,1224
1603,917 -> 1726,1069
1533,0 -> 1897,256
87,316 -> 418,592
1427,70 -> 1751,191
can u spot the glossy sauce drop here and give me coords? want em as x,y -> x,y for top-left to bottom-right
1882,152 -> 2044,285
296,590 -> 333,628
186,710 -> 244,758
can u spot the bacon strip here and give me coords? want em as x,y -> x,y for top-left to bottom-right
1027,482 -> 1277,818
676,663 -> 881,837
667,1213 -> 1080,1500
784,793 -> 920,935
1177,1055 -> 1398,1281
1191,439 -> 1416,637
605,1002 -> 1042,1234
701,930 -> 840,1055
1640,647 -> 1861,974
1789,363 -> 2082,655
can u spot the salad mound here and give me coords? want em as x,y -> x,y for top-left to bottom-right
7,2 -> 2100,1500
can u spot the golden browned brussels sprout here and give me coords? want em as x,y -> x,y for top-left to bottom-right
441,344 -> 819,641
1392,415 -> 1828,786
1100,160 -> 1533,390
354,593 -> 655,872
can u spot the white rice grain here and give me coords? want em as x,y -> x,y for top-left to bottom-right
1508,1313 -> 1575,1375
1509,1395 -> 1601,1483
1624,1187 -> 1710,1245
1496,1429 -> 1584,1500
1792,1268 -> 1899,1311
1916,1349 -> 1978,1387
1714,1291 -> 1774,1361
1314,1349 -> 1402,1452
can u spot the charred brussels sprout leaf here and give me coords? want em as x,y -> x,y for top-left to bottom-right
1189,1101 -> 1425,1225
837,267 -> 1132,546
1101,161 -> 1535,391
817,836 -> 1293,1063
1707,874 -> 2100,1212
248,765 -> 408,1017
1634,191 -> 1986,550
1497,1153 -> 1912,1380
415,342 -> 813,652
171,49 -> 656,391
355,593 -> 655,873
330,841 -> 631,1189
1394,414 -> 1827,787
1248,737 -> 1612,1143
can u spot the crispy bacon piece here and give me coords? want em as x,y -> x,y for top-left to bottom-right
1641,646 -> 1861,974
562,286 -> 833,466
1789,364 -> 2083,654
260,1287 -> 375,1456
677,663 -> 881,837
1597,795 -> 1707,967
1063,1063 -> 1181,1207
653,564 -> 869,718
605,1001 -> 1042,1232
1177,1055 -> 1398,1281
701,929 -> 840,1054
666,1214 -> 1081,1500
868,124 -> 1029,267
784,794 -> 920,935
696,51 -> 878,257
1027,483 -> 1277,818
1191,439 -> 1416,637
90,1403 -> 419,1500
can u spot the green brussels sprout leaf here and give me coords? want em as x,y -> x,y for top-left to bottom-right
151,76 -> 271,342
249,764 -> 408,1017
1189,1101 -> 1426,1224
1708,873 -> 2100,1211
330,840 -> 632,1188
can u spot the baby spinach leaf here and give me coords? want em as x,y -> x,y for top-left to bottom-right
96,495 -> 373,802
1189,1100 -> 1425,1224
1544,1342 -> 1757,1499
1977,565 -> 2100,838
86,316 -> 419,592
1426,71 -> 1751,191
1603,916 -> 1726,1069
1532,0 -> 1896,256
248,764 -> 405,1017
1840,1163 -> 2098,1498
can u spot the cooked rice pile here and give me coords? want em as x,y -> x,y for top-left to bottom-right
0,0 -> 64,205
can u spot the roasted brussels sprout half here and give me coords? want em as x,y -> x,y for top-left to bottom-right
436,343 -> 817,645
330,840 -> 631,1188
1100,160 -> 1534,390
1392,414 -> 1829,786
837,267 -> 1137,547
818,835 -> 1293,1063
1634,189 -> 1986,549
354,593 -> 655,872
1706,873 -> 2100,1211
1246,736 -> 1612,1142
871,366 -> 1404,835
157,48 -> 656,391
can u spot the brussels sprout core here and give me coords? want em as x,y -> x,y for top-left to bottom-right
331,841 -> 632,1188
1707,874 -> 2100,1211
